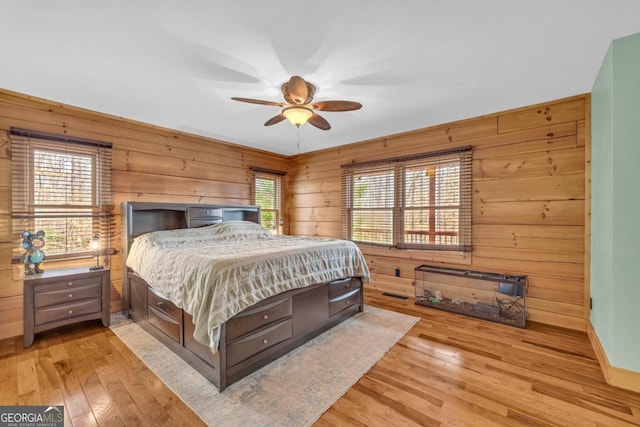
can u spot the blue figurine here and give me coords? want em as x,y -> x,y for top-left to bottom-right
21,230 -> 46,275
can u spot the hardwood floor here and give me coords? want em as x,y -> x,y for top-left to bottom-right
1,290 -> 639,426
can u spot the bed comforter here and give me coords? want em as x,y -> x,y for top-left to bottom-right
126,221 -> 370,349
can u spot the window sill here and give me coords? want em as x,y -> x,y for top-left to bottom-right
355,243 -> 472,266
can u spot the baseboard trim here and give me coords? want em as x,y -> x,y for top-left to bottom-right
587,321 -> 640,393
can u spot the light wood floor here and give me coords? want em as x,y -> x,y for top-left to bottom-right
1,290 -> 639,426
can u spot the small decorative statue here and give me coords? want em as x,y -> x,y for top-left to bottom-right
21,230 -> 46,275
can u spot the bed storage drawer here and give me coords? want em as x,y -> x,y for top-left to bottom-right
148,305 -> 182,343
147,288 -> 182,343
226,296 -> 292,341
147,288 -> 181,321
226,318 -> 293,368
329,288 -> 361,317
328,277 -> 361,300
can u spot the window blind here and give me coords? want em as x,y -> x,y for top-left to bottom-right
341,146 -> 472,251
10,128 -> 114,262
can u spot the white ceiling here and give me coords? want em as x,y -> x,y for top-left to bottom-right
2,1 -> 639,155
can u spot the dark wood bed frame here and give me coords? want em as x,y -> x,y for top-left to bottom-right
121,202 -> 364,391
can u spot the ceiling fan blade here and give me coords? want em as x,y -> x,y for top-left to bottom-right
264,114 -> 286,126
312,100 -> 362,112
287,76 -> 309,104
231,97 -> 284,107
308,113 -> 331,130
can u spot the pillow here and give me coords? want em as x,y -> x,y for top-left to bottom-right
137,220 -> 271,248
207,221 -> 272,240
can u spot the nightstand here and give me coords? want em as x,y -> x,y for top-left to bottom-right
23,267 -> 111,348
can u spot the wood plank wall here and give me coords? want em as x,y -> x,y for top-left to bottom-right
0,89 -> 589,339
289,94 -> 589,331
0,89 -> 289,340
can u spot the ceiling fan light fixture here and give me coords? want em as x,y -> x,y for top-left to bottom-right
282,106 -> 313,127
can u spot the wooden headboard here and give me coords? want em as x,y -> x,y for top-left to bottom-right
121,201 -> 261,313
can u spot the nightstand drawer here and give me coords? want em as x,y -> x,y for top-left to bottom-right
35,276 -> 102,293
226,296 -> 292,341
328,277 -> 360,300
34,283 -> 102,308
34,298 -> 102,326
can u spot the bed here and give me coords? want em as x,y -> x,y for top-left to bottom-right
121,202 -> 370,391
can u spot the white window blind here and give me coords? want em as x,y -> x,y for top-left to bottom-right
342,146 -> 472,251
11,128 -> 114,261
251,167 -> 285,234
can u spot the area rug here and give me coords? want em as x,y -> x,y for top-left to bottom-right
111,305 -> 419,427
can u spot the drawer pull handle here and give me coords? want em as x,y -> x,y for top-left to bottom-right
263,339 -> 268,345
68,310 -> 73,314
157,302 -> 163,307
345,283 -> 350,288
68,294 -> 73,298
345,300 -> 351,305
263,314 -> 268,320
68,282 -> 73,286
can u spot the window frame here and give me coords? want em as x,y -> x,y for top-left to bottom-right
10,128 -> 113,262
250,167 -> 286,235
342,146 -> 472,252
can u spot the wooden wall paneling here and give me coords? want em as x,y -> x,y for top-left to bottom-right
288,177 -> 341,195
366,275 -> 414,297
1,91 -> 283,167
1,87 -> 590,334
112,171 -> 249,200
0,296 -> 23,340
468,121 -> 577,151
112,149 -> 250,183
473,135 -> 578,160
472,245 -> 583,265
497,97 -> 585,133
473,147 -> 585,179
473,173 -> 585,203
526,280 -> 584,305
471,260 -> 583,284
290,94 -> 589,330
474,200 -> 585,226
0,215 -> 10,242
473,224 -> 584,252
298,115 -> 498,167
289,221 -> 341,238
290,191 -> 341,209
0,88 -> 289,338
290,207 -> 342,223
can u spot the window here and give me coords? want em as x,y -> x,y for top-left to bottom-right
251,167 -> 285,234
342,146 -> 472,251
11,128 -> 113,261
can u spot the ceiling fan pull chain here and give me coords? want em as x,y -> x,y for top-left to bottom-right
297,127 -> 301,154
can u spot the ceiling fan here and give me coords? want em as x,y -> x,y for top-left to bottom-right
231,76 -> 362,130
